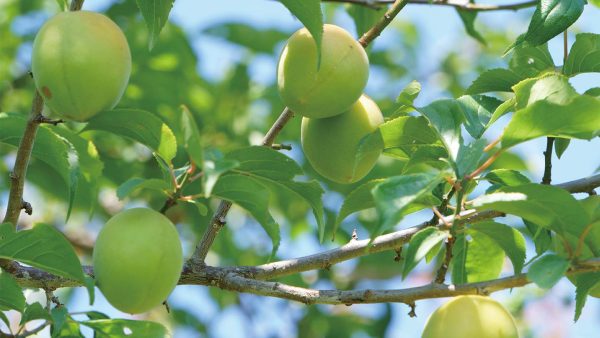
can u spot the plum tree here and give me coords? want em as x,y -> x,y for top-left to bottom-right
93,208 -> 183,314
277,24 -> 369,119
31,11 -> 131,121
422,295 -> 519,338
301,94 -> 383,184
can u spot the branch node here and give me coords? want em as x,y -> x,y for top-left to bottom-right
35,115 -> 64,126
407,302 -> 417,318
22,201 -> 32,215
394,247 -> 402,262
351,228 -> 358,241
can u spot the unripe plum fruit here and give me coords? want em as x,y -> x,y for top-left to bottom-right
32,11 -> 131,121
301,95 -> 383,184
278,24 -> 369,119
93,208 -> 183,314
422,295 -> 519,338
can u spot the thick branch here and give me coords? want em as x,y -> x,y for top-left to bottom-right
2,91 -> 44,226
11,259 -> 600,305
324,0 -> 538,12
555,174 -> 600,194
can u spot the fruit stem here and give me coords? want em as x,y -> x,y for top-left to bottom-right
358,0 -> 410,48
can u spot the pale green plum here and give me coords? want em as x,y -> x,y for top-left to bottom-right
278,24 -> 369,118
32,11 -> 131,121
422,295 -> 519,338
93,208 -> 183,314
301,95 -> 383,184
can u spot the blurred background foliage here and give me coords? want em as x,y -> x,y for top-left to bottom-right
1,0 -> 599,337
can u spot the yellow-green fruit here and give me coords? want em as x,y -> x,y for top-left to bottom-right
278,24 -> 369,118
301,95 -> 383,184
93,208 -> 183,314
32,11 -> 131,121
422,295 -> 519,338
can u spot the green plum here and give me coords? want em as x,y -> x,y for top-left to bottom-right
301,94 -> 383,184
93,208 -> 183,314
278,24 -> 369,119
422,295 -> 519,338
32,11 -> 131,121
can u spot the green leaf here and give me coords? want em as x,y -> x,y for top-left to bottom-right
372,173 -> 444,236
470,222 -> 527,273
227,146 -> 325,241
451,231 -> 504,284
335,179 -> 383,236
584,87 -> 600,97
51,127 -> 104,217
509,43 -> 555,78
554,137 -> 571,158
203,23 -> 288,54
466,68 -> 523,94
212,174 -> 280,255
0,312 -> 9,330
396,80 -> 422,107
511,0 -> 585,49
401,145 -> 448,174
0,113 -> 76,204
527,254 -> 569,289
487,97 -> 516,127
203,155 -> 240,198
50,306 -> 68,337
502,95 -> 600,148
402,227 -> 448,279
278,0 -> 323,66
135,0 -> 175,50
472,184 -> 589,237
456,139 -> 486,178
380,116 -> 440,157
116,178 -> 170,200
417,100 -> 464,160
179,105 -> 203,166
55,0 -> 68,11
83,109 -> 178,162
512,73 -> 577,110
80,319 -> 168,337
456,9 -> 485,44
353,130 -> 384,180
574,272 -> 600,321
20,302 -> 51,325
0,268 -> 25,312
524,219 -> 553,256
346,4 -> 385,38
0,223 -> 84,281
484,169 -> 531,187
456,95 -> 502,139
564,33 -> 600,76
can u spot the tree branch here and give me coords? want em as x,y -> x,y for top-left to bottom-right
2,91 -> 44,226
542,137 -> 555,184
323,0 -> 538,12
358,0 -> 409,47
10,258 -> 600,305
555,173 -> 600,194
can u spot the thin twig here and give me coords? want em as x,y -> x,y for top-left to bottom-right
541,137 -> 555,184
358,0 -> 409,47
69,0 -> 84,11
324,0 -> 538,12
